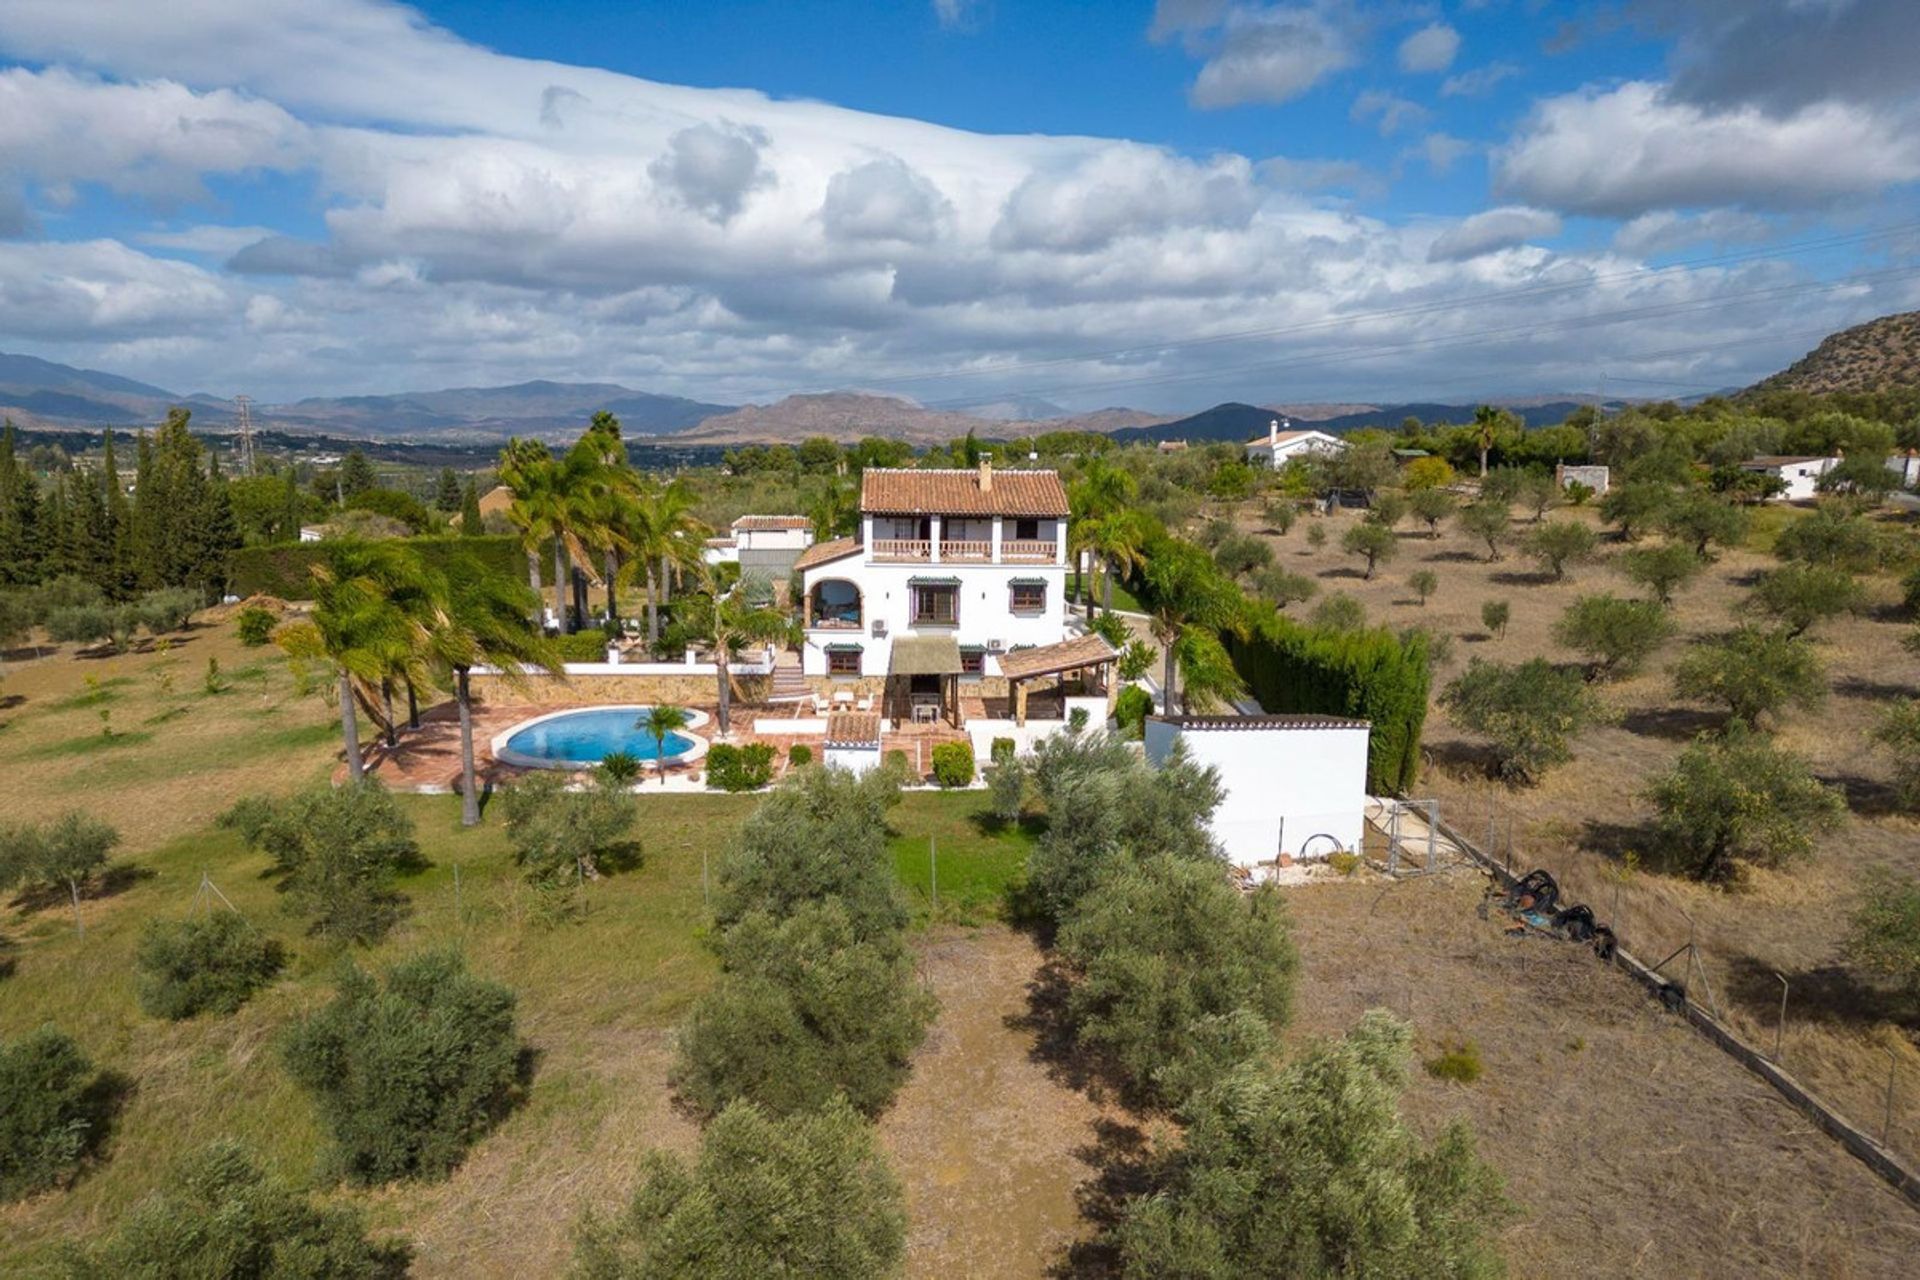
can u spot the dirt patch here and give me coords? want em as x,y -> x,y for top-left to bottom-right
884,926 -> 1114,1278
1284,871 -> 1920,1278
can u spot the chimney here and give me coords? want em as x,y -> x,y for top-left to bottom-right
1269,418 -> 1279,445
978,456 -> 992,492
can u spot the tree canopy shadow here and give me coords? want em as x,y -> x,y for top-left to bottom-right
1489,569 -> 1556,587
1835,675 -> 1919,702
1722,952 -> 1917,1030
1820,772 -> 1908,819
1049,1117 -> 1160,1279
1316,566 -> 1368,581
1421,737 -> 1510,782
1618,705 -> 1725,742
7,862 -> 156,915
1423,549 -> 1481,564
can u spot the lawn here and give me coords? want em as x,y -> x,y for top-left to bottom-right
1067,568 -> 1142,614
0,623 -> 1042,1272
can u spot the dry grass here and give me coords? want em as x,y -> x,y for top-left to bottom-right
1231,495 -> 1920,1168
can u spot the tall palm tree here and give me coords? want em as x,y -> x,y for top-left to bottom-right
685,564 -> 793,736
1143,539 -> 1241,713
1471,405 -> 1501,479
426,559 -> 563,826
617,479 -> 707,646
575,412 -> 638,625
1068,454 -> 1137,616
548,440 -> 614,633
640,703 -> 690,786
500,437 -> 561,621
277,541 -> 439,783
1086,508 -> 1149,618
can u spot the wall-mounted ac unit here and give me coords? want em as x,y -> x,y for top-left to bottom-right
986,638 -> 1005,652
871,620 -> 888,637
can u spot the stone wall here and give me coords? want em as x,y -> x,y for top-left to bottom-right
471,669 -> 771,707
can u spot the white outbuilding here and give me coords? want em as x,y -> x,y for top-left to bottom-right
1738,455 -> 1839,501
822,710 -> 883,777
1143,714 -> 1371,869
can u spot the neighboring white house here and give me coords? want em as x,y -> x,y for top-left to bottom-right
1244,419 -> 1347,469
702,515 -> 815,576
796,460 -> 1075,724
1143,714 -> 1371,869
1887,451 -> 1920,490
1738,455 -> 1840,501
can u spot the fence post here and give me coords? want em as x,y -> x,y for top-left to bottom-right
1773,973 -> 1788,1063
1884,1048 -> 1899,1148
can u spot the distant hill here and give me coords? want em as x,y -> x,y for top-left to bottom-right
1749,310 -> 1920,396
275,380 -> 733,440
1109,399 -> 1603,445
679,392 -> 1174,445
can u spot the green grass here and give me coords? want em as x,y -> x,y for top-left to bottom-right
1067,570 -> 1143,614
1743,503 -> 1811,554
0,786 -> 1036,1270
890,790 -> 1041,921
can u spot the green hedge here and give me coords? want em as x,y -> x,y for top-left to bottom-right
1223,613 -> 1430,793
228,535 -> 524,599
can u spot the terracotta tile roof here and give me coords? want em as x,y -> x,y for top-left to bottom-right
795,536 -> 861,571
997,633 -> 1119,681
1151,713 -> 1370,730
1245,429 -> 1337,448
860,466 -> 1069,517
732,514 -> 813,531
1741,455 -> 1831,468
704,537 -> 737,548
825,711 -> 882,747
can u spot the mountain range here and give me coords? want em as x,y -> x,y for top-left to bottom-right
4,314 -> 1909,449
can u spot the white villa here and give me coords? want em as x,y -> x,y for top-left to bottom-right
702,514 -> 815,578
1738,455 -> 1840,502
796,460 -> 1115,728
1243,419 -> 1347,469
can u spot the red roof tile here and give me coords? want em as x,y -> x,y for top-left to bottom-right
860,466 -> 1068,517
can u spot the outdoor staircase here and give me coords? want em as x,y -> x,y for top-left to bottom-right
766,649 -> 811,703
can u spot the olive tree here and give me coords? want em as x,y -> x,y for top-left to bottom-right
571,1098 -> 905,1280
1599,480 -> 1671,542
1552,593 -> 1675,680
1670,626 -> 1825,727
1058,857 -> 1296,1108
135,912 -> 286,1020
1340,521 -> 1397,579
1440,658 -> 1606,783
1111,1011 -> 1509,1280
1873,698 -> 1920,810
1619,541 -> 1701,606
222,783 -> 421,945
1660,491 -> 1750,560
0,1027 -> 114,1202
1521,519 -> 1598,581
0,812 -> 118,935
497,770 -> 639,887
1773,505 -> 1887,573
1745,563 -> 1864,637
1845,869 -> 1920,1006
1454,500 -> 1510,562
1646,728 -> 1844,883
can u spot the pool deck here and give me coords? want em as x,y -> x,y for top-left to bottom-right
341,698 -> 971,793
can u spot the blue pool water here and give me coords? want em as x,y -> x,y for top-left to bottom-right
502,708 -> 697,768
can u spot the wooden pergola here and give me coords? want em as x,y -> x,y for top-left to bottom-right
997,633 -> 1120,726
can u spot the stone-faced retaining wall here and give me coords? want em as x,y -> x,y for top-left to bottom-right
470,670 -> 771,706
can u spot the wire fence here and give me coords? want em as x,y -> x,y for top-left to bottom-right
1366,790 -> 1920,1198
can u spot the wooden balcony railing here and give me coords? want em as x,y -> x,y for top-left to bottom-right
1001,539 -> 1059,562
940,539 -> 992,562
872,538 -> 931,561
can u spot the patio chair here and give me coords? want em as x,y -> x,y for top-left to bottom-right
855,694 -> 874,713
811,694 -> 832,716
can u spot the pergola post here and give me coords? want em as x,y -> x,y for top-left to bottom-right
1014,679 -> 1028,727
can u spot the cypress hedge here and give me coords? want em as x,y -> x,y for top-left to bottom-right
1223,612 -> 1430,793
228,535 -> 522,599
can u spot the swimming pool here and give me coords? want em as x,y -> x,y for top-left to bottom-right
493,706 -> 711,771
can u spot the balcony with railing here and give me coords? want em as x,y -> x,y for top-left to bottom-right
939,539 -> 992,562
867,533 -> 1059,564
1001,539 -> 1059,563
872,538 -> 932,561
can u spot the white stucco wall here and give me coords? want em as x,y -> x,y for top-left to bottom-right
1243,432 -> 1345,469
824,743 -> 881,776
737,526 -> 813,552
800,526 -> 1070,678
1143,719 -> 1370,867
1747,457 -> 1838,501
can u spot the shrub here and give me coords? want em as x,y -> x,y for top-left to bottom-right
45,603 -> 121,650
1671,625 -> 1825,727
1408,569 -> 1437,605
1262,499 -> 1299,534
1059,858 -> 1296,1108
134,587 -> 199,634
1440,658 -> 1606,784
705,742 -> 777,792
1424,1039 -> 1485,1083
597,751 -> 642,785
1646,727 -> 1845,883
1403,455 -> 1455,491
135,913 -> 285,1020
1407,485 -> 1455,538
1326,850 -> 1360,877
988,755 -> 1027,822
1114,684 -> 1155,739
1552,593 -> 1675,680
1875,698 -> 1920,810
553,631 -> 612,662
1253,565 -> 1317,609
714,765 -> 908,939
234,604 -> 277,646
1340,521 -> 1397,579
1564,479 -> 1596,506
497,771 -> 639,885
1111,1011 -> 1509,1278
63,1140 -> 411,1278
1069,705 -> 1092,732
1309,592 -> 1365,631
1087,610 -> 1131,648
1774,505 -> 1888,573
930,740 -> 975,788
787,743 -> 813,768
1305,523 -> 1327,550
283,951 -> 523,1184
571,1098 -> 905,1279
990,736 -> 1017,765
672,901 -> 936,1119
1845,868 -> 1920,1004
0,1027 -> 112,1202
1454,500 -> 1510,561
1118,638 -> 1157,679
1480,598 -> 1510,638
1619,541 -> 1701,606
222,783 -> 421,944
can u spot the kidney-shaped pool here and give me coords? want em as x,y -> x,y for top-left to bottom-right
493,705 -> 711,771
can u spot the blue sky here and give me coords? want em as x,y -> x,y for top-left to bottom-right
1,1 -> 1917,414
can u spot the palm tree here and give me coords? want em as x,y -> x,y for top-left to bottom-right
574,412 -> 638,625
1086,508 -> 1149,618
617,479 -> 707,645
500,438 -> 561,622
277,541 -> 439,783
640,704 -> 691,786
1471,405 -> 1501,479
1069,454 -> 1137,615
427,559 -> 563,826
685,564 -> 793,736
1143,539 -> 1241,713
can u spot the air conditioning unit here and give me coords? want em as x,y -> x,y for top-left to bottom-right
871,620 -> 888,637
986,638 -> 1005,653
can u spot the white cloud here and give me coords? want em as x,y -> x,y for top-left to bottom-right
1412,132 -> 1472,175
991,149 -> 1259,253
648,122 -> 774,224
1611,209 -> 1773,258
1351,89 -> 1428,137
0,238 -> 235,341
1441,62 -> 1518,98
137,224 -> 281,254
1427,206 -> 1561,261
931,0 -> 980,31
1495,81 -> 1920,216
1397,22 -> 1459,73
1188,6 -> 1356,109
821,156 -> 952,244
